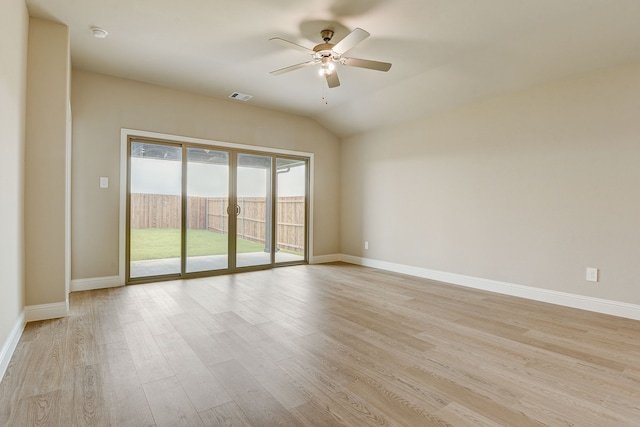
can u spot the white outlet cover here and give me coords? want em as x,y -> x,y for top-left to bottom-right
100,177 -> 109,188
586,267 -> 599,282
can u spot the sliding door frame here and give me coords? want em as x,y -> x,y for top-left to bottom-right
120,129 -> 314,285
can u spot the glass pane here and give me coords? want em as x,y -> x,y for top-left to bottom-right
129,142 -> 182,278
275,158 -> 306,263
236,153 -> 272,268
186,148 -> 229,273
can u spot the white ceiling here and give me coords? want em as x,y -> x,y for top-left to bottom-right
26,0 -> 640,137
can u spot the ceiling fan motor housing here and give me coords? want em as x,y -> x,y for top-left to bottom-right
314,30 -> 336,54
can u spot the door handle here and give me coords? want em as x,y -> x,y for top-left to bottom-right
235,205 -> 241,216
227,205 -> 241,216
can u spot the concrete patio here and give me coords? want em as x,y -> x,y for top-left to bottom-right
130,252 -> 304,278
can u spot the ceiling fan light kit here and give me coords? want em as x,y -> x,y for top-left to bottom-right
318,60 -> 335,76
270,27 -> 391,88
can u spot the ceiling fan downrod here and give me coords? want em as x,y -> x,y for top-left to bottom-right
320,29 -> 334,43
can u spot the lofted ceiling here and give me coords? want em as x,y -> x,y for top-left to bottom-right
26,0 -> 640,137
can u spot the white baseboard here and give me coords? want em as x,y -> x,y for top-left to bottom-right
70,275 -> 123,292
340,255 -> 640,321
310,254 -> 342,264
0,312 -> 25,382
25,301 -> 69,322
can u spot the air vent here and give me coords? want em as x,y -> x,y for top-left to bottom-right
229,92 -> 252,101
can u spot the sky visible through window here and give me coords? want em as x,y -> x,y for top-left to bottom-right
131,157 -> 305,197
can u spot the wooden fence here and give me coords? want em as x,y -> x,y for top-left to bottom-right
130,194 -> 305,252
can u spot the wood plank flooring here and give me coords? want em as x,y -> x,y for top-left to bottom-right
1,263 -> 639,426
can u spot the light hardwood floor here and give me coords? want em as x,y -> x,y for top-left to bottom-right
1,263 -> 639,426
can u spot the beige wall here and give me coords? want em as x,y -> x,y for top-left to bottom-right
341,61 -> 640,305
70,70 -> 340,280
24,18 -> 70,306
0,0 -> 28,356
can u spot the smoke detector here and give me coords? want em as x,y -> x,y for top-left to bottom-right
91,26 -> 108,39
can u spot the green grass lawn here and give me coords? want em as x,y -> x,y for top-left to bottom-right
130,228 -> 267,261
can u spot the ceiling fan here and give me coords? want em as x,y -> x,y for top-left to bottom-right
269,27 -> 392,88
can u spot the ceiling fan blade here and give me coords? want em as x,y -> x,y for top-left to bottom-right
341,57 -> 392,72
270,60 -> 318,75
325,70 -> 340,88
269,37 -> 314,54
332,28 -> 370,55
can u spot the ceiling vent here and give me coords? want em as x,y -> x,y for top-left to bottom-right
229,92 -> 252,101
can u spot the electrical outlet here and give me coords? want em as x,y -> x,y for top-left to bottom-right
364,241 -> 369,250
99,176 -> 109,188
586,267 -> 599,282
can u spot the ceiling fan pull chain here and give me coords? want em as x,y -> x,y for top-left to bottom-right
321,81 -> 328,105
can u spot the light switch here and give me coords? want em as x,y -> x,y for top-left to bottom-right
100,177 -> 109,188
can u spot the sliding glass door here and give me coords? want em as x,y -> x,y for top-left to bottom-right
127,138 -> 309,284
275,158 -> 307,263
129,142 -> 182,279
186,147 -> 230,273
235,153 -> 272,268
